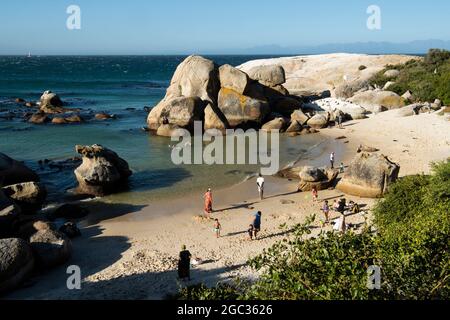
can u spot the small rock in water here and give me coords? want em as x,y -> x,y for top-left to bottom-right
59,222 -> 81,238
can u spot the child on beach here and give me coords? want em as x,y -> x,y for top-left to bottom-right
340,162 -> 345,173
321,200 -> 330,224
213,219 -> 221,238
248,224 -> 254,240
312,187 -> 318,202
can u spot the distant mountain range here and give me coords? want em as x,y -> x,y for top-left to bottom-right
210,40 -> 450,55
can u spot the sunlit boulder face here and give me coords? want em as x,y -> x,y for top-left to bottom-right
147,55 -> 306,135
214,87 -> 270,129
297,166 -> 338,192
337,152 -> 400,198
219,64 -> 250,95
246,65 -> 286,87
39,90 -> 65,114
348,90 -> 405,112
147,55 -> 220,131
2,182 -> 47,215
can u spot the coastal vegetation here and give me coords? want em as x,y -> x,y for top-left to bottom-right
370,49 -> 450,104
176,160 -> 450,300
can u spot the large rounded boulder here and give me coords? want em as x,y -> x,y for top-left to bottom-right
147,96 -> 205,131
348,90 -> 405,112
2,182 -> 47,214
247,65 -> 286,87
39,90 -> 64,113
0,238 -> 34,293
214,87 -> 270,129
219,64 -> 250,95
147,55 -> 219,133
337,152 -> 400,198
307,113 -> 330,129
0,153 -> 39,187
165,55 -> 220,103
297,166 -> 338,192
29,229 -> 72,268
74,144 -> 132,196
261,117 -> 288,131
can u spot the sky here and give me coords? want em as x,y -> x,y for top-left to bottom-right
0,0 -> 450,55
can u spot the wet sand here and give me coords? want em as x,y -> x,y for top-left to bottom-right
5,109 -> 449,300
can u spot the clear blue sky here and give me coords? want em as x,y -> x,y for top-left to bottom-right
0,0 -> 449,54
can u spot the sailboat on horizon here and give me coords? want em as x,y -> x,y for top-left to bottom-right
27,51 -> 31,58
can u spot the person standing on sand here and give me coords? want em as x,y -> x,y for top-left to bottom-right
248,224 -> 255,240
330,152 -> 335,169
333,199 -> 340,212
312,186 -> 318,202
178,245 -> 192,281
213,219 -> 221,238
203,188 -> 213,218
256,174 -> 265,200
321,200 -> 330,224
252,211 -> 262,239
340,162 -> 345,173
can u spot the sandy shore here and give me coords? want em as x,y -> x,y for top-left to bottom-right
5,109 -> 449,300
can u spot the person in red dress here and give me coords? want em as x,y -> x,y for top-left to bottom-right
203,188 -> 213,218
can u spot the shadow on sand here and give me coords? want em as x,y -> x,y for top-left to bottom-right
4,223 -> 132,300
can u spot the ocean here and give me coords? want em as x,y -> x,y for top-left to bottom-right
0,55 -> 331,205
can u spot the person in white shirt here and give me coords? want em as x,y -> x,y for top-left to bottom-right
256,174 -> 265,200
330,152 -> 335,169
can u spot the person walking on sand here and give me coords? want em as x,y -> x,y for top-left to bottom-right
252,211 -> 262,239
178,245 -> 192,281
247,224 -> 255,240
213,219 -> 222,238
256,174 -> 265,200
321,200 -> 330,224
312,186 -> 318,202
203,188 -> 213,218
330,152 -> 335,169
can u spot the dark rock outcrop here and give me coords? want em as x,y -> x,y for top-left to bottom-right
0,153 -> 39,187
0,238 -> 34,293
74,145 -> 132,196
29,229 -> 72,268
2,182 -> 47,214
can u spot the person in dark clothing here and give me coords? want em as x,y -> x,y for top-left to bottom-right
178,245 -> 192,281
337,198 -> 346,214
252,211 -> 262,239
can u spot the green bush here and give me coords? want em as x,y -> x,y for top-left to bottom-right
370,49 -> 450,105
176,161 -> 450,300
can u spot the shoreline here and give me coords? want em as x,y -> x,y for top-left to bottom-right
4,108 -> 450,300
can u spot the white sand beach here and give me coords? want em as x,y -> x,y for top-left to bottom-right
5,107 -> 449,300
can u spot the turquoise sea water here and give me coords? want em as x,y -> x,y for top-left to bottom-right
0,55 -> 330,204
